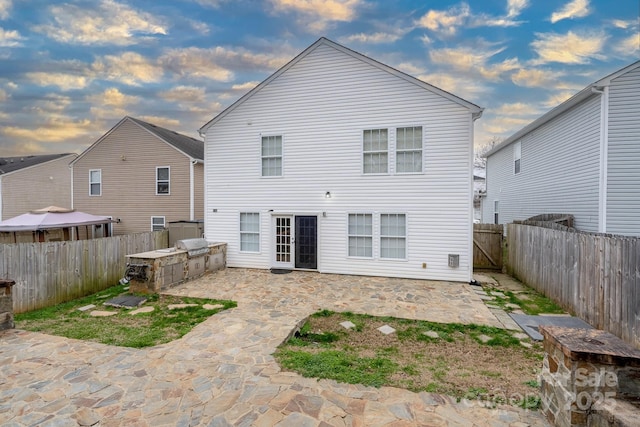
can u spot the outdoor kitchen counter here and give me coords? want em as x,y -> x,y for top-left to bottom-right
126,242 -> 227,293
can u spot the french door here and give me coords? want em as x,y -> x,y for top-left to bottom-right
272,215 -> 317,270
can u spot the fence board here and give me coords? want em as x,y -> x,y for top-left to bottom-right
507,223 -> 640,349
0,231 -> 168,314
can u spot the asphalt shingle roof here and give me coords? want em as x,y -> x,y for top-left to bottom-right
0,153 -> 74,175
128,117 -> 204,161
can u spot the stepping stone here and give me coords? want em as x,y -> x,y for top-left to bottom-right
340,321 -> 356,330
90,310 -> 117,317
377,325 -> 396,335
104,295 -> 147,308
505,303 -> 521,309
478,295 -> 493,301
477,334 -> 492,343
130,307 -> 154,315
512,332 -> 529,340
423,330 -> 439,339
77,304 -> 96,312
491,291 -> 505,298
520,341 -> 533,348
203,304 -> 224,310
168,303 -> 198,310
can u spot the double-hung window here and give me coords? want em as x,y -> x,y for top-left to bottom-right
89,169 -> 101,196
380,214 -> 406,259
363,129 -> 388,174
514,141 -> 521,174
348,214 -> 373,257
396,126 -> 423,173
156,167 -> 170,195
151,216 -> 165,231
494,201 -> 500,225
240,213 -> 260,252
261,135 -> 282,177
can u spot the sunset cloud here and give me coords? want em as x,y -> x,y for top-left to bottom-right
531,31 -> 605,64
550,0 -> 590,24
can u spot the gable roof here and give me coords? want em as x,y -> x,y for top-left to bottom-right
0,153 -> 76,176
199,37 -> 483,133
486,60 -> 640,157
72,116 -> 204,165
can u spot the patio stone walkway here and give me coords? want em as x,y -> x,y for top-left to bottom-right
0,268 -> 549,426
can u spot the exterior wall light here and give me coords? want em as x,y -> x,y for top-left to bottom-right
325,191 -> 331,198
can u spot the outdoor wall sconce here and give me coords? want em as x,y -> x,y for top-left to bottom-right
325,191 -> 331,199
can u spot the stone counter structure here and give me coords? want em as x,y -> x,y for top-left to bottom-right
0,279 -> 16,330
126,243 -> 226,293
539,326 -> 640,427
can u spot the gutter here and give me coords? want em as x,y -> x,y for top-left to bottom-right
189,159 -> 200,221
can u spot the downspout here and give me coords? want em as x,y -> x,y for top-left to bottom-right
468,108 -> 484,282
0,177 -> 3,221
189,159 -> 197,221
594,86 -> 609,233
70,164 -> 74,209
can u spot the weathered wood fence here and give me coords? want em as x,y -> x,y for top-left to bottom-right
473,223 -> 503,270
507,222 -> 639,348
0,231 -> 168,314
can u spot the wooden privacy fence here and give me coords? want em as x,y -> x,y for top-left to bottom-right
473,223 -> 503,270
0,231 -> 168,314
507,222 -> 639,348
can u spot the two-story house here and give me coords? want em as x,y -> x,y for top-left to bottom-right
71,116 -> 204,235
199,38 -> 482,282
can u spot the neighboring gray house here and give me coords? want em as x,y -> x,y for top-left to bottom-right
200,37 -> 483,282
483,61 -> 640,237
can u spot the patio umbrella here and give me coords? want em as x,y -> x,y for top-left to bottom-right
0,206 -> 114,232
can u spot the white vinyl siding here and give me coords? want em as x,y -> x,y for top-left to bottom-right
348,213 -> 372,258
204,42 -> 475,281
606,66 -> 640,236
89,169 -> 101,196
240,212 -> 260,252
396,127 -> 422,173
156,166 -> 170,195
363,129 -> 388,174
261,135 -> 282,177
151,216 -> 165,231
380,214 -> 406,259
514,141 -> 521,174
483,95 -> 601,232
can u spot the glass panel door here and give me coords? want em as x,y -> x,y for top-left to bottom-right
274,216 -> 293,267
295,216 -> 317,269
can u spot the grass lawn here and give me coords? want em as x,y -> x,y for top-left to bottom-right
275,310 -> 543,409
14,284 -> 236,348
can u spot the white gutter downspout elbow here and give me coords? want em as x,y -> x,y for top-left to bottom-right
595,85 -> 609,233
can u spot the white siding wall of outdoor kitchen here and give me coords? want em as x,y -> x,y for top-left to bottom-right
606,67 -> 640,236
204,43 -> 474,282
483,95 -> 601,232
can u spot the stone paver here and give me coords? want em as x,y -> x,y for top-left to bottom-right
1,268 -> 548,426
377,325 -> 396,335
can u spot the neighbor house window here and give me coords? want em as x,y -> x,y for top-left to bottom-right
494,201 -> 499,225
514,141 -> 521,174
156,167 -> 170,194
151,216 -> 165,231
261,135 -> 282,177
89,169 -> 101,196
396,127 -> 423,173
363,129 -> 388,174
380,214 -> 406,259
348,213 -> 373,257
240,212 -> 260,252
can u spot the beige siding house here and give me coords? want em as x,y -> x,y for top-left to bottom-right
71,117 -> 204,235
0,154 -> 77,221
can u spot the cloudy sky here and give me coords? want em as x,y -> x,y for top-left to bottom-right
0,0 -> 638,156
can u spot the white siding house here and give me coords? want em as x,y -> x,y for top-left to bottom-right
483,61 -> 640,237
200,38 -> 483,282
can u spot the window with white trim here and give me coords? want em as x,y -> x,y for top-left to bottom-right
363,129 -> 388,174
514,141 -> 521,174
261,135 -> 282,177
494,201 -> 499,225
156,166 -> 170,194
380,214 -> 406,259
396,126 -> 423,173
89,169 -> 101,196
348,213 -> 373,257
240,212 -> 260,252
151,216 -> 165,231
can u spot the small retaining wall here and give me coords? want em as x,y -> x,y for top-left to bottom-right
0,279 -> 16,330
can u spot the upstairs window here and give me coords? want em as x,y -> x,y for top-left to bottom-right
396,127 -> 423,173
514,141 -> 521,174
348,213 -> 373,258
156,167 -> 170,195
89,169 -> 101,196
261,135 -> 282,177
363,129 -> 388,174
380,214 -> 406,259
240,213 -> 260,252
